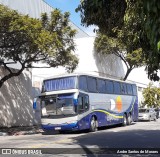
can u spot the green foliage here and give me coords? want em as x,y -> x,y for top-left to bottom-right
94,1 -> 146,80
139,0 -> 160,81
94,32 -> 145,80
76,0 -> 160,81
0,5 -> 78,88
76,0 -> 126,34
142,83 -> 160,108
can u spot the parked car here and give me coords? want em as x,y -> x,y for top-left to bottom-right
138,108 -> 157,121
155,108 -> 160,119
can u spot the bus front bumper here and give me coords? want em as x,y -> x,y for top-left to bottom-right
42,122 -> 79,131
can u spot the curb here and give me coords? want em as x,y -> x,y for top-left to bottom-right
0,129 -> 43,136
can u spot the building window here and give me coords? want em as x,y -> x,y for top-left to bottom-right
138,87 -> 143,92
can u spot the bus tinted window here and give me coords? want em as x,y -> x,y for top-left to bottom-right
121,83 -> 127,94
79,76 -> 88,91
132,84 -> 137,95
44,77 -> 76,92
87,77 -> 97,93
113,82 -> 121,94
106,80 -> 113,94
97,79 -> 106,93
127,84 -> 133,95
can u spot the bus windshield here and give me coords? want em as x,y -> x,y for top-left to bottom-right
42,76 -> 77,92
41,97 -> 77,117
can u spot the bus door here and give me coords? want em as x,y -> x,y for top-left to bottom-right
78,93 -> 90,129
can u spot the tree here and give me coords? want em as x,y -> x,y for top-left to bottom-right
76,0 -> 160,81
142,83 -> 160,108
0,5 -> 78,88
94,33 -> 145,80
76,0 -> 126,34
78,0 -> 146,80
139,0 -> 160,81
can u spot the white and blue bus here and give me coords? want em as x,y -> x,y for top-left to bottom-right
39,73 -> 138,132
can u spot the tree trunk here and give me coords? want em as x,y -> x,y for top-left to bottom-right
123,68 -> 132,81
0,68 -> 24,88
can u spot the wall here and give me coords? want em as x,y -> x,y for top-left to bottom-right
32,37 -> 126,84
32,39 -> 112,88
0,67 -> 34,127
74,37 -> 125,78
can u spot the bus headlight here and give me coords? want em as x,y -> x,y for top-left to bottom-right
67,121 -> 77,124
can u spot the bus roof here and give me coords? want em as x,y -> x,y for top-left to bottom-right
43,73 -> 136,85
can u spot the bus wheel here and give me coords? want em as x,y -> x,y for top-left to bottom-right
127,113 -> 132,125
90,117 -> 97,132
123,114 -> 127,126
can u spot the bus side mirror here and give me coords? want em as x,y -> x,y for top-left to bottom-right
33,98 -> 37,109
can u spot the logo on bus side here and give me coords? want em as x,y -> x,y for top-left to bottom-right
116,96 -> 122,112
110,96 -> 122,112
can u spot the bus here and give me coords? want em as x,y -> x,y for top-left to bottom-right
38,73 -> 138,132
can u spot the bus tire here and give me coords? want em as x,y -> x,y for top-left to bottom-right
127,113 -> 132,125
90,116 -> 98,132
123,114 -> 127,126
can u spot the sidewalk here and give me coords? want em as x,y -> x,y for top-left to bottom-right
0,125 -> 43,136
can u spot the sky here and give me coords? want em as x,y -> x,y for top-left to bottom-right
44,0 -> 96,36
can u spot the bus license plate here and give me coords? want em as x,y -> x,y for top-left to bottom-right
55,127 -> 61,130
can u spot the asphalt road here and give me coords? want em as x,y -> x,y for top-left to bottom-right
1,119 -> 160,157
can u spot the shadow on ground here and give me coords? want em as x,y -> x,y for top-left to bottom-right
61,127 -> 160,157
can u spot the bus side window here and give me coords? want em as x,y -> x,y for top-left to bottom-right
78,95 -> 89,113
121,83 -> 127,95
106,80 -> 114,94
132,84 -> 137,95
78,97 -> 84,113
127,84 -> 133,95
113,81 -> 121,94
84,95 -> 89,110
87,77 -> 97,93
79,76 -> 88,92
